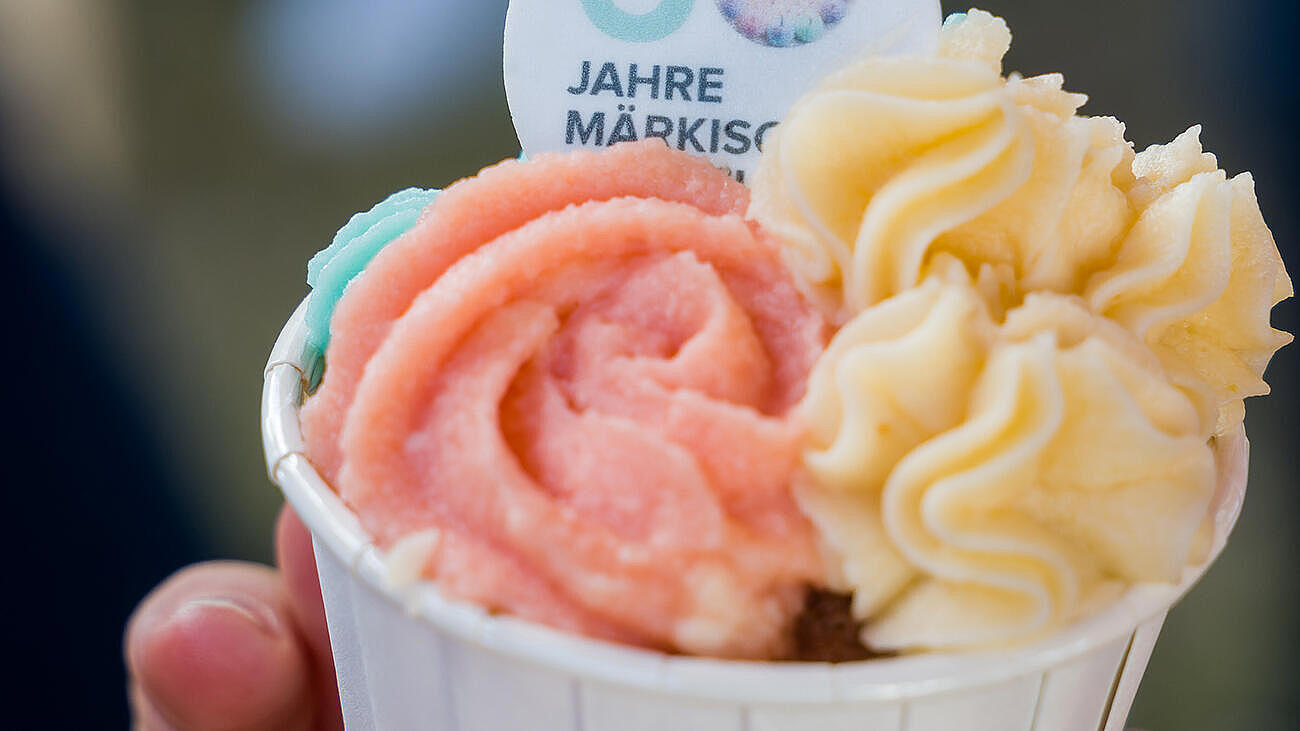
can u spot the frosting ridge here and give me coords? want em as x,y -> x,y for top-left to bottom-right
749,9 -> 1139,322
303,141 -> 828,659
304,187 -> 439,353
1087,128 -> 1293,434
799,270 -> 1217,650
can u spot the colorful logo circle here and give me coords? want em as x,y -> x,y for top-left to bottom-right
716,0 -> 852,47
579,0 -> 697,43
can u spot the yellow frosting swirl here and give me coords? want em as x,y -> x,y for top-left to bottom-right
752,8 -> 1290,437
764,6 -> 1289,653
799,266 -> 1217,650
1087,127 -> 1293,434
750,10 -> 1136,321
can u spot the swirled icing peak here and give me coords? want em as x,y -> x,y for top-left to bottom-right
753,7 -> 1289,438
302,141 -> 828,659
798,267 -> 1217,650
749,9 -> 1136,321
1087,127 -> 1293,434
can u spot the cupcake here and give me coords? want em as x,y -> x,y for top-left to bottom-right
263,9 -> 1290,730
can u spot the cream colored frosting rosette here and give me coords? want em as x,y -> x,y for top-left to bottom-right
750,8 -> 1290,436
761,8 -> 1292,652
798,262 -> 1217,650
749,10 -> 1135,321
1088,127 -> 1293,435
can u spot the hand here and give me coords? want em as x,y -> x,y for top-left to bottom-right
125,508 -> 343,731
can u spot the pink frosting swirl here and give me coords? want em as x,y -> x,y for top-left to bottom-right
302,141 -> 828,658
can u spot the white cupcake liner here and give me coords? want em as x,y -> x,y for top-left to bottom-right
263,298 -> 1249,731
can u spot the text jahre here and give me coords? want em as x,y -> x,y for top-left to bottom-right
567,61 -> 724,103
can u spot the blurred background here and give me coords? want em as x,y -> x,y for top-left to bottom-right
1,0 -> 1293,728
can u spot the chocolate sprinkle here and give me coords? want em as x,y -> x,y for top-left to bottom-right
789,589 -> 885,663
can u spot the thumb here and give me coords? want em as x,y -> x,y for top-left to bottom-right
125,562 -> 315,731
276,507 -> 343,731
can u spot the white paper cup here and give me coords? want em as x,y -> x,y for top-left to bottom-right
263,297 -> 1249,731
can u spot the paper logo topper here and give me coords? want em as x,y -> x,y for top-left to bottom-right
505,0 -> 940,182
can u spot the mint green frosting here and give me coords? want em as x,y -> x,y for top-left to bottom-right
305,187 -> 439,354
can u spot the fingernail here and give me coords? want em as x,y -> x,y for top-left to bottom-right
172,596 -> 282,637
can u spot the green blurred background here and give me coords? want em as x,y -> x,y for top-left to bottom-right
1,1 -> 1294,728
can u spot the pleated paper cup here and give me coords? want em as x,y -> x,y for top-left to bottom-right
263,297 -> 1249,731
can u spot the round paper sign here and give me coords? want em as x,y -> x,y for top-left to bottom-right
504,0 -> 941,183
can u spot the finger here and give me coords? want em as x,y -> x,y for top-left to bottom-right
126,562 -> 314,731
275,508 -> 330,660
276,507 -> 343,731
128,676 -> 178,731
